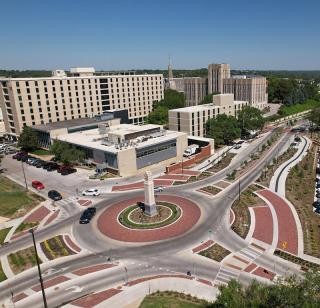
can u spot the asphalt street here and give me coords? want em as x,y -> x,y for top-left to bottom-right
0,128 -> 299,306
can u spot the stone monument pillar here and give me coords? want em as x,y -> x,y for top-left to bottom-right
144,171 -> 158,217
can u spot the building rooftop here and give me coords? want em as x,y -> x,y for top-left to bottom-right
56,125 -> 186,154
32,114 -> 114,132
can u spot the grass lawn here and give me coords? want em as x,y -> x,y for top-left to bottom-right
14,222 -> 39,234
0,227 -> 12,244
0,263 -> 6,282
286,142 -> 320,257
8,246 -> 41,274
278,99 -> 320,116
140,291 -> 209,308
40,235 -> 75,260
199,243 -> 230,262
30,148 -> 51,156
0,176 -> 44,218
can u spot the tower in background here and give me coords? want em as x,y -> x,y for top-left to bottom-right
207,63 -> 230,94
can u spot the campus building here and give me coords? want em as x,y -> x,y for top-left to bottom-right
0,67 -> 163,137
165,62 -> 268,109
169,94 -> 248,137
33,117 -> 188,177
223,75 -> 268,110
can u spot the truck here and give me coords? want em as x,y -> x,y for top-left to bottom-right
183,144 -> 199,157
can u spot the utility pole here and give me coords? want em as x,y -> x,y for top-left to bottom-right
21,161 -> 28,191
238,179 -> 241,202
30,229 -> 47,308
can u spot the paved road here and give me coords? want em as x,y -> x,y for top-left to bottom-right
0,128 -> 299,306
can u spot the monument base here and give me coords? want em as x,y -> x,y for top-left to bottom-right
144,203 -> 158,217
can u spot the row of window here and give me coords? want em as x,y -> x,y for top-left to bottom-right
136,142 -> 176,158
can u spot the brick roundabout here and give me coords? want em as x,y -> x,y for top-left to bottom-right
97,195 -> 201,242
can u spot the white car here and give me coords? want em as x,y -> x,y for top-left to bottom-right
154,186 -> 163,193
82,188 -> 101,196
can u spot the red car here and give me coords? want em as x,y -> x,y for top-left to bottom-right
32,180 -> 45,190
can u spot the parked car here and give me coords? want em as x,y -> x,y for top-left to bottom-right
154,186 -> 164,193
42,162 -> 52,170
234,144 -> 242,150
79,207 -> 96,224
313,201 -> 320,208
47,163 -> 59,172
31,158 -> 41,166
82,188 -> 100,196
48,190 -> 62,201
61,168 -> 77,176
315,207 -> 320,215
12,152 -> 25,159
317,183 -> 320,189
21,155 -> 29,162
32,180 -> 45,190
316,192 -> 320,198
27,157 -> 37,165
34,160 -> 45,168
58,165 -> 73,173
16,152 -> 27,161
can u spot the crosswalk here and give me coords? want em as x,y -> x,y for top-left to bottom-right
215,267 -> 239,285
55,196 -> 78,207
237,245 -> 263,263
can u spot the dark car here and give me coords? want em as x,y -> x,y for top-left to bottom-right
42,162 -> 52,170
313,201 -> 320,208
31,158 -> 41,166
317,183 -> 320,189
48,190 -> 62,201
316,192 -> 320,198
16,153 -> 28,161
79,207 -> 96,224
315,207 -> 320,215
21,155 -> 29,162
34,160 -> 45,168
47,163 -> 59,171
61,168 -> 77,176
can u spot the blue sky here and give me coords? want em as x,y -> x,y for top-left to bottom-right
0,0 -> 319,70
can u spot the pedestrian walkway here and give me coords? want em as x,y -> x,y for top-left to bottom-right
214,266 -> 239,286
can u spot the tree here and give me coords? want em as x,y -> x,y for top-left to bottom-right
50,140 -> 85,164
307,107 -> 320,129
206,114 -> 241,146
147,89 -> 185,124
199,92 -> 220,105
211,271 -> 320,307
237,106 -> 265,135
17,126 -> 39,152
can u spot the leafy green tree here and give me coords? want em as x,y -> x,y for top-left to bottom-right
146,106 -> 168,125
147,89 -> 185,124
206,114 -> 241,146
237,106 -> 265,134
17,126 -> 39,152
50,140 -> 85,164
199,92 -> 220,105
211,271 -> 320,307
307,107 -> 320,129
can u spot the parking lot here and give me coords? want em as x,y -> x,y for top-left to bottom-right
1,155 -> 92,199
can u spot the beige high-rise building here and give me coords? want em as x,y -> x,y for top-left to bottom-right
0,67 -> 163,136
223,75 -> 268,110
169,94 -> 248,137
208,63 -> 230,94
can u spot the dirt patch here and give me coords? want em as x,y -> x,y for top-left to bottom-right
199,243 -> 231,262
214,181 -> 230,189
199,186 -> 222,195
286,143 -> 320,257
129,205 -> 172,224
207,153 -> 236,173
231,185 -> 266,239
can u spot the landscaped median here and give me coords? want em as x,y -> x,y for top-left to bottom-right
118,202 -> 181,229
40,235 -> 76,260
8,246 -> 41,274
0,227 -> 12,282
199,243 -> 231,262
286,141 -> 320,257
230,185 -> 265,239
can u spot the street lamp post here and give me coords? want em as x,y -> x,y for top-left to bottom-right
238,179 -> 241,202
21,161 -> 28,191
30,229 -> 47,308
